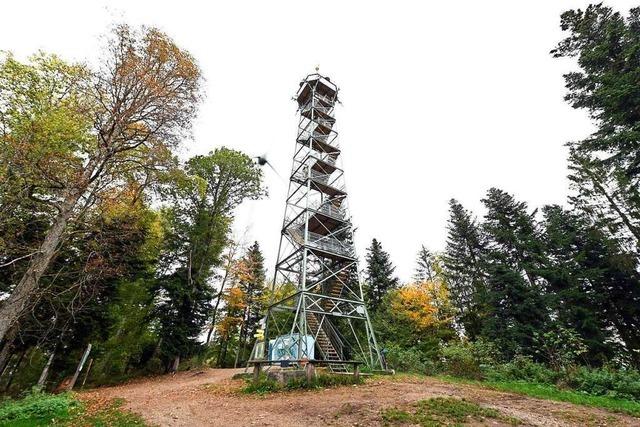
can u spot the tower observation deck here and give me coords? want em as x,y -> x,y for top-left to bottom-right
261,73 -> 384,373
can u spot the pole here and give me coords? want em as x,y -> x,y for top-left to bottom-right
67,343 -> 91,391
37,350 -> 55,388
81,358 -> 93,389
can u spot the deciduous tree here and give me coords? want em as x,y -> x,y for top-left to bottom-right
0,25 -> 203,343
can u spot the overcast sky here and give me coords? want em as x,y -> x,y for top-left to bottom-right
3,1 -> 636,281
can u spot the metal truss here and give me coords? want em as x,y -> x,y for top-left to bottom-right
263,73 -> 384,372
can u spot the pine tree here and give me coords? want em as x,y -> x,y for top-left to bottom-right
480,188 -> 549,358
235,241 -> 266,366
442,199 -> 486,339
552,4 -> 640,253
540,205 -> 618,365
364,239 -> 399,313
414,245 -> 436,283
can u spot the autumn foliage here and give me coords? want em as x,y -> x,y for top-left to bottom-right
390,281 -> 454,333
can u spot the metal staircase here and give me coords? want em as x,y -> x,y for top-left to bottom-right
305,313 -> 348,373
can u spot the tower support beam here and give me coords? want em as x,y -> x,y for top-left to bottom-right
263,73 -> 384,372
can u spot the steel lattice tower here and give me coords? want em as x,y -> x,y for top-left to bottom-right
262,73 -> 384,372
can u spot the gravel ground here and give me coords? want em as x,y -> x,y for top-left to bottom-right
81,368 -> 640,426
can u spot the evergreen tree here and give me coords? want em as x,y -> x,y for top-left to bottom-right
540,205 -> 618,365
550,3 -> 640,366
234,241 -> 266,366
480,188 -> 549,358
364,239 -> 398,313
414,245 -> 437,283
553,4 -> 640,253
442,199 -> 486,339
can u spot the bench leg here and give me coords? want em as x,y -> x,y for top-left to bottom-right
305,362 -> 315,382
253,363 -> 261,384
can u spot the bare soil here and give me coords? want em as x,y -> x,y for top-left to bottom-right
81,369 -> 640,426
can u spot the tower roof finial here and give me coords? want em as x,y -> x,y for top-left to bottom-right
315,64 -> 320,72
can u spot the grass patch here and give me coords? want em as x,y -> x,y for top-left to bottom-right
242,372 -> 363,395
242,376 -> 281,395
72,397 -> 147,426
0,390 -> 80,426
381,397 -> 519,426
438,375 -> 640,418
0,391 -> 147,427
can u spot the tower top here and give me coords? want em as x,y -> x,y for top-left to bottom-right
296,72 -> 338,107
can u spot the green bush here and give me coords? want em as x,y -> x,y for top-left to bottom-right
384,345 -> 436,375
533,325 -> 587,372
439,340 -> 499,380
242,376 -> 280,395
567,366 -> 640,401
284,373 -> 362,390
243,372 -> 362,394
0,390 -> 79,426
485,355 -> 557,384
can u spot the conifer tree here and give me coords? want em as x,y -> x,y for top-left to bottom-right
480,188 -> 548,357
540,205 -> 618,364
553,4 -> 640,253
234,241 -> 266,366
442,199 -> 486,338
364,239 -> 398,313
414,245 -> 437,282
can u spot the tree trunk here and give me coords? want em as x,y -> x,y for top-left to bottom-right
4,349 -> 26,392
206,292 -> 224,345
206,244 -> 238,345
37,350 -> 56,389
170,355 -> 180,374
217,339 -> 228,367
0,324 -> 18,376
0,191 -> 81,343
152,338 -> 162,359
0,354 -> 14,378
234,321 -> 247,368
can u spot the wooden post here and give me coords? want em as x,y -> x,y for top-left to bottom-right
37,351 -> 55,388
67,343 -> 91,391
252,362 -> 261,384
305,362 -> 315,382
81,358 -> 93,389
354,363 -> 360,381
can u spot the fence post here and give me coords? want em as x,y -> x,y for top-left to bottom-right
67,343 -> 91,391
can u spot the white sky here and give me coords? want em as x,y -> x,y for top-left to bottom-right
3,1 -> 635,282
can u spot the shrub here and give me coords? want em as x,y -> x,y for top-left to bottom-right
440,340 -> 499,380
567,366 -> 640,401
0,389 -> 79,425
384,345 -> 436,375
242,376 -> 280,395
533,325 -> 587,372
242,373 -> 362,394
485,355 -> 557,384
285,373 -> 362,390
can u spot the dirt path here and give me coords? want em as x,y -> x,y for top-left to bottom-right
82,369 -> 639,426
